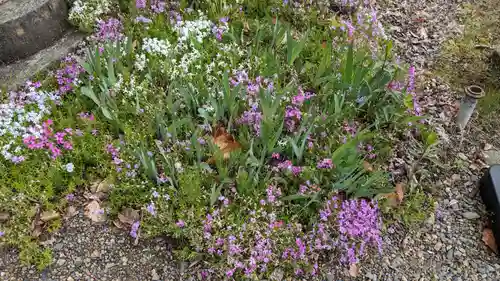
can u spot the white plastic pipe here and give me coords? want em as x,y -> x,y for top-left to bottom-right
457,85 -> 485,130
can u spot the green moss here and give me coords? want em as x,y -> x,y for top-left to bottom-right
435,0 -> 500,118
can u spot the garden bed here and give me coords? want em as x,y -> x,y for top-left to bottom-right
0,0 -> 432,279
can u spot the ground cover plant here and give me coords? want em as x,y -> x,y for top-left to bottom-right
0,0 -> 435,278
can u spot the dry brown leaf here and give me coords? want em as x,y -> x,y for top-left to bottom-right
383,193 -> 400,207
380,183 -> 405,207
30,204 -> 41,234
40,210 -> 60,222
32,224 -> 43,238
0,212 -> 10,222
363,161 -> 374,172
208,125 -> 241,164
485,143 -> 493,151
84,191 -> 108,201
348,263 -> 359,277
84,200 -> 106,223
482,228 -> 498,254
118,208 -> 140,226
90,180 -> 100,193
96,178 -> 113,193
113,219 -> 127,229
395,183 -> 404,203
65,206 -> 79,219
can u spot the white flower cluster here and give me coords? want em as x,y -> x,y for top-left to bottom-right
1,141 -> 24,163
176,49 -> 202,77
142,38 -> 172,57
174,14 -> 213,44
69,0 -> 112,31
0,88 -> 59,162
134,54 -> 147,71
135,38 -> 173,73
0,90 -> 58,139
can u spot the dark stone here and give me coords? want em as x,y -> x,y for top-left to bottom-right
480,165 -> 500,255
0,0 -> 70,64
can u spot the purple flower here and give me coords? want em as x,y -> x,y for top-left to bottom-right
407,66 -> 416,93
135,0 -> 146,9
317,158 -> 334,169
11,155 -> 26,164
150,0 -> 165,13
55,56 -> 84,95
130,221 -> 140,238
337,199 -> 383,262
176,220 -> 185,228
146,202 -> 156,216
0,231 -> 4,237
226,268 -> 236,277
238,107 -> 262,135
291,166 -> 302,176
66,193 -> 75,201
135,16 -> 152,23
94,18 -> 124,42
152,191 -> 159,198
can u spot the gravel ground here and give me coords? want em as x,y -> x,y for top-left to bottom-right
2,1 -> 500,280
378,0 -> 468,68
357,0 -> 500,279
0,208 -> 180,281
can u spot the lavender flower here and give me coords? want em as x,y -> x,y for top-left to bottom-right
152,191 -> 159,198
150,0 -> 165,13
176,220 -> 185,228
146,202 -> 156,216
94,18 -> 124,42
65,162 -> 74,172
130,221 -> 140,238
317,158 -> 334,169
337,199 -> 383,263
135,0 -> 146,9
135,16 -> 152,24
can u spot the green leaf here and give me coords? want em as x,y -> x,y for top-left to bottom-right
210,183 -> 222,206
281,194 -> 314,201
101,107 -> 113,120
343,44 -> 354,84
80,86 -> 100,106
426,131 -> 438,147
286,30 -> 308,65
107,56 -> 117,86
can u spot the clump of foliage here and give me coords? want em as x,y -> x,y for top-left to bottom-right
0,0 -> 430,278
68,0 -> 113,32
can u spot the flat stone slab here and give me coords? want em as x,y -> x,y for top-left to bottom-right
485,149 -> 500,166
0,31 -> 84,89
0,0 -> 70,64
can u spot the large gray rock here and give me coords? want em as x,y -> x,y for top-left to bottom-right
0,0 -> 71,64
0,31 -> 84,89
